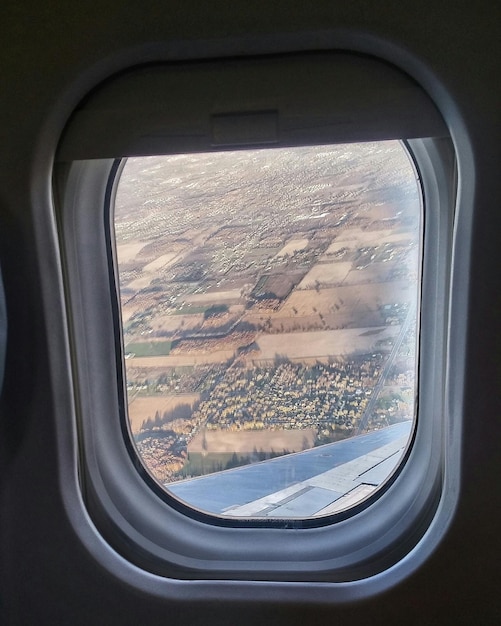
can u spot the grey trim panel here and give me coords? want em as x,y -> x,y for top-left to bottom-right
57,54 -> 446,161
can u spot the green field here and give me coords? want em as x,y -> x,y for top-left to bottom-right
172,305 -> 209,315
125,341 -> 172,357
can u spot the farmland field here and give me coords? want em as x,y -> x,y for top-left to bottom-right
181,428 -> 317,477
297,262 -> 353,288
255,327 -> 400,361
127,351 -> 236,368
183,289 -> 244,304
125,341 -> 172,357
188,428 -> 316,454
128,393 -> 200,433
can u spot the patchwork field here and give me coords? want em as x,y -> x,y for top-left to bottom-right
188,428 -> 316,454
116,242 -> 147,262
255,327 -> 400,360
127,351 -> 236,368
274,238 -> 309,257
297,262 -> 353,288
141,252 -> 178,273
128,393 -> 200,433
149,313 -> 205,333
280,281 -> 413,317
184,289 -> 244,304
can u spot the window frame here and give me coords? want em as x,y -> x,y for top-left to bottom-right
112,141 -> 423,527
54,53 -> 458,584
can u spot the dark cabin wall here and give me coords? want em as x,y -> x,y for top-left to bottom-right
0,1 -> 500,623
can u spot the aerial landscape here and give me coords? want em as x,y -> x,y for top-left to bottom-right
114,141 -> 421,497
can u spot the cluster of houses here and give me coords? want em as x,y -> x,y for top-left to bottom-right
192,359 -> 382,435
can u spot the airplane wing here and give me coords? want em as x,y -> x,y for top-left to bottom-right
167,421 -> 412,518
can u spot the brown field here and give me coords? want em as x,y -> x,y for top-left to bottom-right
330,227 -> 379,243
322,241 -> 354,256
127,351 -> 235,368
258,274 -> 296,299
327,226 -> 412,249
121,303 -> 145,323
188,428 -> 316,454
184,289 -> 243,304
150,313 -> 204,333
121,294 -> 166,316
142,252 -> 178,273
116,242 -> 148,263
281,281 -> 413,317
228,304 -> 246,314
241,278 -> 414,333
265,315 -> 331,333
121,291 -> 165,320
255,327 -> 400,360
345,263 -> 395,283
298,262 -> 352,288
274,238 -> 309,257
280,286 -> 358,316
125,274 -> 155,290
377,233 -> 416,244
128,393 -> 200,433
135,238 -> 187,261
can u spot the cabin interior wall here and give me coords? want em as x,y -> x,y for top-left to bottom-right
0,1 -> 500,623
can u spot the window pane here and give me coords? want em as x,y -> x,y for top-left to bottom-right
114,142 -> 421,519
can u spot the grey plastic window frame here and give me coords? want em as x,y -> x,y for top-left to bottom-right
0,269 -> 6,393
54,53 -> 458,584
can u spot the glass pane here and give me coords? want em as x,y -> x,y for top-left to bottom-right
114,142 -> 421,519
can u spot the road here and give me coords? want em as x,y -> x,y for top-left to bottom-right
356,306 -> 415,435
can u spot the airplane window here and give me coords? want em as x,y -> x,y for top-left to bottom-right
56,52 -> 455,578
114,140 -> 422,520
